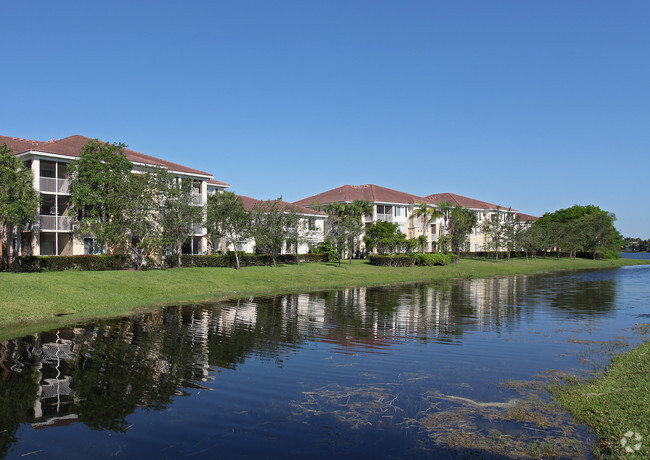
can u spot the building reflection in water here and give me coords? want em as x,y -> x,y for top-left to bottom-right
0,273 -> 616,456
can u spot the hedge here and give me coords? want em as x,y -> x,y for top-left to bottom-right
13,255 -> 133,272
166,253 -> 327,268
368,253 -> 455,267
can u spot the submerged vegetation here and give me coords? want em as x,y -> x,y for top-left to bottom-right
555,341 -> 650,459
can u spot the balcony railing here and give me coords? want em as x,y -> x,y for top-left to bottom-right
40,177 -> 70,194
191,193 -> 203,206
40,215 -> 74,231
376,213 -> 393,222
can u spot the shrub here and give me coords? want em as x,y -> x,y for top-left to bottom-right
600,249 -> 621,260
368,255 -> 415,267
168,253 -> 327,268
14,255 -> 133,272
368,253 -> 453,267
414,253 -> 452,266
311,238 -> 340,262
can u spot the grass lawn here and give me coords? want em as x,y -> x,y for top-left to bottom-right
0,256 -> 646,340
555,341 -> 650,459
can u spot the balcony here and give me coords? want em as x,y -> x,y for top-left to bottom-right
376,213 -> 393,222
191,193 -> 203,206
40,177 -> 71,194
40,215 -> 74,231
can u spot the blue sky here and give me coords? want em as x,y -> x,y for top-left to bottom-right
3,1 -> 649,237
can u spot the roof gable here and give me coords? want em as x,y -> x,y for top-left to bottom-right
294,184 -> 429,207
238,195 -> 326,216
424,192 -> 511,211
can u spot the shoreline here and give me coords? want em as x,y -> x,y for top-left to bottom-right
554,340 -> 650,458
0,257 -> 647,341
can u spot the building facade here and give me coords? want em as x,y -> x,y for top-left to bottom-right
2,134 -> 228,260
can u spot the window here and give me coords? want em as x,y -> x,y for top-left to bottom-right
475,243 -> 480,252
84,238 -> 104,255
395,206 -> 406,217
475,227 -> 480,236
397,223 -> 406,234
376,205 -> 393,221
308,218 -> 317,230
430,224 -> 436,235
376,205 -> 393,215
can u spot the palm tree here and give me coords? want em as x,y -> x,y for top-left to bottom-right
435,201 -> 453,253
411,202 -> 442,253
325,200 -> 373,264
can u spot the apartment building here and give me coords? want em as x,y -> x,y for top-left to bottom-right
2,134 -> 228,259
293,184 -> 437,252
205,188 -> 327,254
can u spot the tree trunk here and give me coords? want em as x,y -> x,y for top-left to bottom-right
0,225 -> 7,270
234,250 -> 241,270
176,243 -> 182,268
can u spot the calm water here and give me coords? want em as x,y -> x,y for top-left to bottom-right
1,261 -> 649,459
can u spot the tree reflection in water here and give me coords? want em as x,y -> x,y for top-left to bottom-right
0,271 -> 620,457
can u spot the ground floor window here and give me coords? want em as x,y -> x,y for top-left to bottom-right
182,236 -> 203,255
475,243 -> 480,251
84,238 -> 104,255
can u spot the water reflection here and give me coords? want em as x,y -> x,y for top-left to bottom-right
0,271 -> 621,457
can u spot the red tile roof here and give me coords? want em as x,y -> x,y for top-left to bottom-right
237,195 -> 327,216
424,192 -> 514,211
208,178 -> 230,187
293,184 -> 429,207
0,135 -> 47,153
515,212 -> 538,222
2,134 -> 217,178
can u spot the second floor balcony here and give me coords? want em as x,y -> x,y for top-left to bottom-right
191,193 -> 203,206
40,177 -> 71,194
376,213 -> 393,222
40,215 -> 74,231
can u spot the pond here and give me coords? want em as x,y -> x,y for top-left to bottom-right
1,261 -> 649,459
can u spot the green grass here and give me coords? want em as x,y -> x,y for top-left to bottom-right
555,341 -> 650,459
0,256 -> 646,340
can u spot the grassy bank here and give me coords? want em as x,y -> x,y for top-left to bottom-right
0,257 -> 646,339
555,341 -> 650,459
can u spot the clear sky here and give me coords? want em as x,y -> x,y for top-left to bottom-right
3,1 -> 649,237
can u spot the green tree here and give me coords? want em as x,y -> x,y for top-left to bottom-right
0,143 -> 40,268
252,199 -> 294,267
285,210 -> 308,264
206,191 -> 253,269
435,201 -> 453,253
325,200 -> 372,265
120,169 -> 164,270
519,224 -> 544,260
68,139 -> 134,251
363,221 -> 409,254
449,205 -> 478,252
580,212 -> 622,259
534,204 -> 622,258
481,206 -> 510,262
411,202 -> 442,253
158,172 -> 204,268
